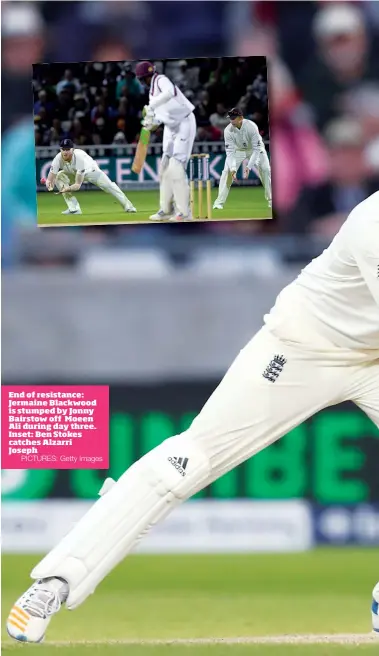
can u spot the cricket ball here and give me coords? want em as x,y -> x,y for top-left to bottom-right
40,177 -> 46,184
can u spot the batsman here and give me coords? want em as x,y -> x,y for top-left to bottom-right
135,61 -> 197,222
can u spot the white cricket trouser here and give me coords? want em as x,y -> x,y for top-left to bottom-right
215,149 -> 271,206
56,170 -> 134,212
184,323 -> 378,481
159,113 -> 196,215
255,151 -> 271,203
30,310 -> 378,609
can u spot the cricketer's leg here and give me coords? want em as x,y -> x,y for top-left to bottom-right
169,113 -> 196,220
257,151 -> 272,208
350,355 -> 379,635
213,153 -> 246,209
150,126 -> 175,221
87,171 -> 136,212
372,582 -> 379,632
55,172 -> 82,214
350,359 -> 379,430
7,321 -> 356,643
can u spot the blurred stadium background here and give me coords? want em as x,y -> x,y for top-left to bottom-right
2,1 -> 379,651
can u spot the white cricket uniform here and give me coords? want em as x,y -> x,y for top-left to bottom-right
149,73 -> 196,163
21,194 -> 378,621
215,118 -> 271,208
148,73 -> 196,217
50,148 -> 134,213
186,191 -> 379,480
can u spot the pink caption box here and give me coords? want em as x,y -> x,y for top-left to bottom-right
2,385 -> 109,469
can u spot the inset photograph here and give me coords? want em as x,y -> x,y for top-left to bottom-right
33,57 -> 272,226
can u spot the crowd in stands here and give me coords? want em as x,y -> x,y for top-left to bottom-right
4,0 -> 379,267
32,58 -> 268,148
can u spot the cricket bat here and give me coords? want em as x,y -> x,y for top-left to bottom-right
132,128 -> 151,174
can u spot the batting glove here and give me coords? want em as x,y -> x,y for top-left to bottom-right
143,105 -> 155,119
141,116 -> 155,130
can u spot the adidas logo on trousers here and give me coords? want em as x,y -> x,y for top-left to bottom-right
168,456 -> 188,477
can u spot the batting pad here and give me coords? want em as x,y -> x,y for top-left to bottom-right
160,164 -> 174,214
169,157 -> 189,215
31,434 -> 211,609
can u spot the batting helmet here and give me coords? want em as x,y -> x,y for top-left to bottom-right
135,61 -> 155,79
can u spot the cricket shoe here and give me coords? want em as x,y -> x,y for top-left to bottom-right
62,208 -> 82,215
125,206 -> 137,213
169,213 -> 192,222
213,203 -> 223,210
7,578 -> 68,643
149,210 -> 172,221
372,583 -> 379,633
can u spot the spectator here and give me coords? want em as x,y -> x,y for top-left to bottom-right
49,119 -> 63,146
68,94 -> 91,122
54,89 -> 75,121
194,90 -> 211,127
113,131 -> 127,145
116,66 -> 141,100
91,103 -> 115,125
56,69 -> 81,95
34,111 -> 50,145
344,83 -> 379,174
308,116 -> 379,238
34,127 -> 42,146
33,90 -> 55,118
209,103 -> 229,131
196,125 -> 222,141
299,3 -> 379,130
93,116 -> 114,144
70,118 -> 92,146
268,58 -> 328,224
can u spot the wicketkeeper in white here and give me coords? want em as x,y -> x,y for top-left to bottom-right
135,61 -> 196,222
46,139 -> 136,215
7,192 -> 379,642
214,107 -> 272,210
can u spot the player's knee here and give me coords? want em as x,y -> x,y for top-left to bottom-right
170,155 -> 186,168
141,432 -> 211,499
169,156 -> 186,179
56,171 -> 70,186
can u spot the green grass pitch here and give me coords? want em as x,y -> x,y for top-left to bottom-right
37,187 -> 272,227
2,549 -> 378,654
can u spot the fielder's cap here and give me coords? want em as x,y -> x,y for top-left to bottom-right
135,61 -> 155,79
60,138 -> 74,149
227,107 -> 243,119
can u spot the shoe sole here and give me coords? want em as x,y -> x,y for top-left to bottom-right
7,627 -> 44,644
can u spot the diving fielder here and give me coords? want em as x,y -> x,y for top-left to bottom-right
46,139 -> 136,215
7,192 -> 379,642
213,108 -> 272,210
135,61 -> 196,222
